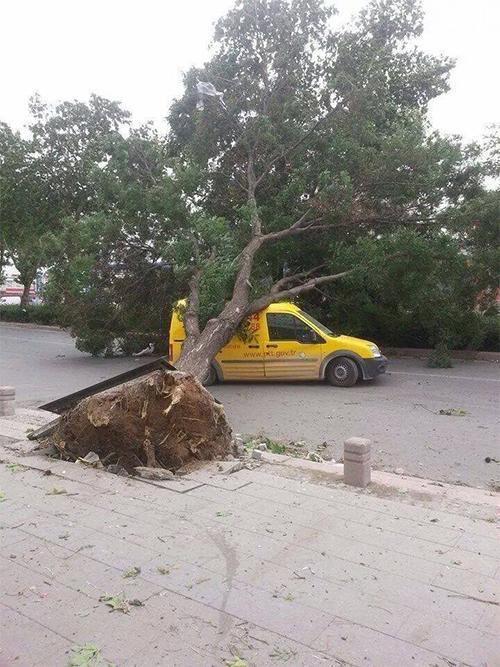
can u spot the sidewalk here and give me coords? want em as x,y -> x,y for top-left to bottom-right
0,414 -> 499,666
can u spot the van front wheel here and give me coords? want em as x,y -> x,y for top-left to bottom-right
326,357 -> 359,387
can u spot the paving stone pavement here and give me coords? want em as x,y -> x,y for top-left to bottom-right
0,444 -> 499,666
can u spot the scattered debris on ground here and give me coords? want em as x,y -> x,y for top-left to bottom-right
415,403 -> 469,417
236,434 -> 337,464
134,466 -> 175,480
269,647 -> 298,661
44,370 -> 232,473
122,566 -> 141,578
306,451 -> 324,463
46,486 -> 67,495
6,462 -> 25,473
439,408 -> 467,417
77,451 -> 102,468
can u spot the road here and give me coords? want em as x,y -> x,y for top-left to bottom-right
1,322 -> 499,488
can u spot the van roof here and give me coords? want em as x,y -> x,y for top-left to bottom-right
265,301 -> 300,313
173,299 -> 299,316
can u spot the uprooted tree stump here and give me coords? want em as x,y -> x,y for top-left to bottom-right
49,369 -> 232,472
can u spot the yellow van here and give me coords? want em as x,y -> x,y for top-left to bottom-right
169,301 -> 387,387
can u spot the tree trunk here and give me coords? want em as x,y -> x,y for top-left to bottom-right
176,304 -> 246,382
174,266 -> 356,383
20,281 -> 33,309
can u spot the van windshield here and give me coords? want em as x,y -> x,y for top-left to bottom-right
298,310 -> 338,337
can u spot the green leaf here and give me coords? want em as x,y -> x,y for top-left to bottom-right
122,566 -> 141,578
99,593 -> 130,613
226,657 -> 248,667
69,643 -> 106,666
0,491 -> 6,502
6,463 -> 25,473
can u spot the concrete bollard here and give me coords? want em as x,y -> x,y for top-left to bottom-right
0,386 -> 15,417
344,437 -> 371,487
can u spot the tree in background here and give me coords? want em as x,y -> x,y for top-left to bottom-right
45,124 -> 189,355
0,95 -> 128,307
0,122 -> 57,306
307,229 -> 487,347
288,132 -> 499,354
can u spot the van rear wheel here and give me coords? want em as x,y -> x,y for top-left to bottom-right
326,357 -> 359,387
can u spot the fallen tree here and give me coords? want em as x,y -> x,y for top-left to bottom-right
167,0 -> 479,382
49,369 -> 232,472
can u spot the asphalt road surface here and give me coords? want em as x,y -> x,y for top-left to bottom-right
1,322 -> 499,489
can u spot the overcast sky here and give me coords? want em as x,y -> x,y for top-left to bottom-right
2,0 -> 499,142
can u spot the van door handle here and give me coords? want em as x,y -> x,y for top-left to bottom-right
248,345 -> 259,348
266,344 -> 278,348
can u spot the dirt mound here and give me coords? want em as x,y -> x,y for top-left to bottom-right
49,369 -> 232,472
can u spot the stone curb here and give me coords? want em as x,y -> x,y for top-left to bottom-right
0,320 -> 65,332
384,347 -> 500,362
260,451 -> 499,508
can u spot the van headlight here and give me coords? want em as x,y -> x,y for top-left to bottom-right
369,344 -> 382,357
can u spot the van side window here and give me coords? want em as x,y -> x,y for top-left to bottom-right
267,313 -> 321,342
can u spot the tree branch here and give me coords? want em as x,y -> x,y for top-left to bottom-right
247,150 -> 261,236
228,148 -> 263,304
270,264 -> 327,294
247,249 -> 407,315
228,201 -> 435,312
184,269 -> 201,339
262,216 -> 328,243
247,269 -> 354,315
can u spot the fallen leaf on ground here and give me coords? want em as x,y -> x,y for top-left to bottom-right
270,647 -> 298,661
0,491 -> 6,502
6,463 -> 25,473
122,566 -> 141,578
99,593 -> 130,613
157,566 -> 170,575
226,657 -> 247,667
439,408 -> 467,417
69,642 -> 107,666
46,487 -> 67,495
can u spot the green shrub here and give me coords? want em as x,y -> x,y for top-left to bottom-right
427,343 -> 453,368
474,313 -> 500,352
0,304 -> 61,326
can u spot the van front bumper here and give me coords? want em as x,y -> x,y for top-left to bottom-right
359,355 -> 388,380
